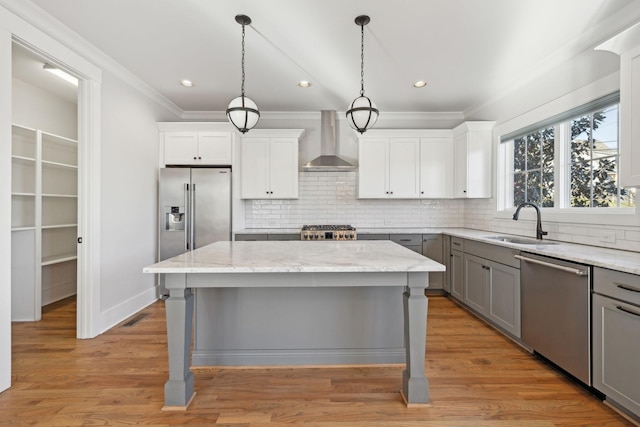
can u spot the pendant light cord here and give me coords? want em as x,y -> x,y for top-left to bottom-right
241,23 -> 246,97
360,23 -> 365,96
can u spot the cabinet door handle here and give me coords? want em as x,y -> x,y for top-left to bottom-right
616,305 -> 640,318
615,283 -> 640,293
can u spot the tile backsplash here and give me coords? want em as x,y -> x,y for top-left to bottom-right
244,171 -> 640,253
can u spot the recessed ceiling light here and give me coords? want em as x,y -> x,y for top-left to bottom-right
413,80 -> 427,88
180,80 -> 194,87
298,80 -> 311,88
43,63 -> 78,86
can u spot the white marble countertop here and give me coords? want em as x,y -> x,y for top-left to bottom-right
144,240 -> 446,274
233,227 -> 640,275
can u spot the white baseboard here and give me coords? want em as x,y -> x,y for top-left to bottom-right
98,287 -> 158,334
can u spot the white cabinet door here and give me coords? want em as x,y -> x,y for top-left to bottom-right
358,138 -> 389,198
198,132 -> 232,165
269,138 -> 299,199
241,137 -> 299,199
241,138 -> 270,199
164,132 -> 199,165
420,137 -> 452,198
452,122 -> 493,198
389,138 -> 420,198
620,45 -> 640,187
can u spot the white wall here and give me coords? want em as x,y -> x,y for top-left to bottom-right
12,77 -> 77,139
98,71 -> 179,329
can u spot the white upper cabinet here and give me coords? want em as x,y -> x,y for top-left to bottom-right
358,129 -> 458,199
158,123 -> 234,166
596,24 -> 640,187
452,122 -> 495,198
419,135 -> 453,198
358,135 -> 420,198
240,130 -> 305,199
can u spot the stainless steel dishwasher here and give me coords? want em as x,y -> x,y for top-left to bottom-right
516,252 -> 592,385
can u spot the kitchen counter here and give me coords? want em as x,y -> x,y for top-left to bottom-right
234,227 -> 640,275
144,240 -> 444,409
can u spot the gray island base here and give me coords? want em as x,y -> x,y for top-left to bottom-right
143,240 -> 445,409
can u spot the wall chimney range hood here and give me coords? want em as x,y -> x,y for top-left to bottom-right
302,110 -> 356,172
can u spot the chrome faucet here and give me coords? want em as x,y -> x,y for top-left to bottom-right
513,202 -> 548,240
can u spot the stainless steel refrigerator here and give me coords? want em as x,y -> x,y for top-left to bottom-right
158,167 -> 231,296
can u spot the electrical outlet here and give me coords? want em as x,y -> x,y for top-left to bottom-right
599,230 -> 616,244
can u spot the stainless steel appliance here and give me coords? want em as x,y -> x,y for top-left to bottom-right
158,167 -> 232,295
516,252 -> 592,385
301,225 -> 357,240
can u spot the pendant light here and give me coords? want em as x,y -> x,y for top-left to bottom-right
226,14 -> 260,133
346,15 -> 378,134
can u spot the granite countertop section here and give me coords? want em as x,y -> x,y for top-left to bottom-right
144,240 -> 446,274
233,227 -> 640,275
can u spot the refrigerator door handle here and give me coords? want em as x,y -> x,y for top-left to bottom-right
184,183 -> 190,250
191,183 -> 196,249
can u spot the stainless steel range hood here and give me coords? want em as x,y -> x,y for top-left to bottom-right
302,110 -> 356,172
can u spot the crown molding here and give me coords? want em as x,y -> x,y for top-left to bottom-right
0,0 -> 183,118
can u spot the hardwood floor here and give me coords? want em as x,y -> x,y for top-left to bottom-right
1,295 -> 635,426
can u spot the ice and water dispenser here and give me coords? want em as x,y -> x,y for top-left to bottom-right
165,206 -> 185,231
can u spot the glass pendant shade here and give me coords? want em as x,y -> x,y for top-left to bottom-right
226,95 -> 260,134
346,95 -> 378,134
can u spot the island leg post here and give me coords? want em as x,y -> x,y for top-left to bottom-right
402,272 -> 430,406
162,276 -> 195,410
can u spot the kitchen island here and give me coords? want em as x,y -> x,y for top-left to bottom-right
143,240 -> 445,409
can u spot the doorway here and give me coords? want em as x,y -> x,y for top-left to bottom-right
10,42 -> 79,323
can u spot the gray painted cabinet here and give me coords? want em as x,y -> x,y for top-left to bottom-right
593,267 -> 640,418
450,237 -> 465,302
452,238 -> 521,338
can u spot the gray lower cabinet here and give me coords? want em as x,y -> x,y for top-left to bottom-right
593,267 -> 640,418
422,234 -> 444,290
442,235 -> 451,293
450,249 -> 464,302
458,239 -> 521,338
234,233 -> 300,241
464,253 -> 488,314
235,233 -> 268,241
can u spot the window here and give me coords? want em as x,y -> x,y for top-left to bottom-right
500,100 -> 635,211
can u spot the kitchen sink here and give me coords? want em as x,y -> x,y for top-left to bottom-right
484,236 -> 558,245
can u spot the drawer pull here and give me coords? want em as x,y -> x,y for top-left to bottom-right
616,283 -> 640,293
616,305 -> 640,318
400,239 -> 411,242
453,242 -> 461,246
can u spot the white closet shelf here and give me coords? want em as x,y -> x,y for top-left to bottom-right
12,192 -> 36,197
42,193 -> 78,198
42,254 -> 77,266
42,224 -> 77,229
12,155 -> 36,162
11,226 -> 36,232
42,160 -> 78,169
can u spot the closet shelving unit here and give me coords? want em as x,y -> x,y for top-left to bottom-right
11,124 -> 78,321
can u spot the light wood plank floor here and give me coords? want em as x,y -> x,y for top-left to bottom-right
1,295 -> 636,426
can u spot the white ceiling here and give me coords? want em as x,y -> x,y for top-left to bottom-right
20,0 -> 640,115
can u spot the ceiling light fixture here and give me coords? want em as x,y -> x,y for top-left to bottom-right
180,79 -> 194,87
346,15 -> 378,134
298,80 -> 311,88
43,63 -> 78,86
226,14 -> 260,134
413,81 -> 427,88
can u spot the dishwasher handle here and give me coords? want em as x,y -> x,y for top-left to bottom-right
514,254 -> 588,276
